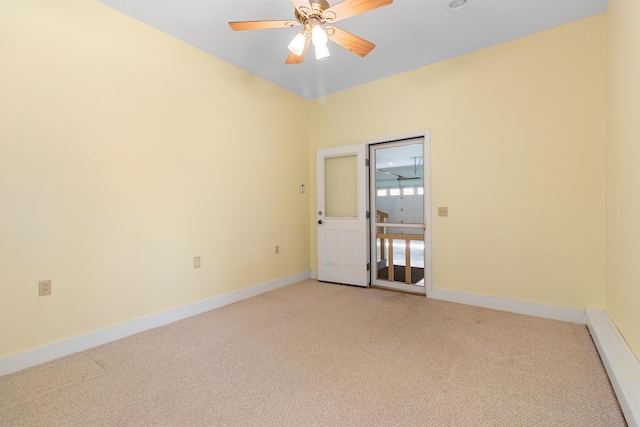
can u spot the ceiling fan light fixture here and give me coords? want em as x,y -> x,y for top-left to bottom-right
311,24 -> 330,60
311,24 -> 328,47
315,43 -> 330,60
288,32 -> 306,56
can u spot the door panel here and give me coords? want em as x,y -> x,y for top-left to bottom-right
317,145 -> 368,287
324,155 -> 357,218
323,229 -> 338,266
345,230 -> 360,267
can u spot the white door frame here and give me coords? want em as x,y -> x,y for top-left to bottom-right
366,130 -> 432,296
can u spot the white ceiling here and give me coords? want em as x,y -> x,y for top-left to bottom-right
96,0 -> 608,100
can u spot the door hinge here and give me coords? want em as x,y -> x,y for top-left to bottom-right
367,262 -> 371,271
365,158 -> 370,167
366,210 -> 370,219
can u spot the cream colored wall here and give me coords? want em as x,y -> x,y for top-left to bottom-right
605,0 -> 640,359
0,1 -> 620,361
0,1 -> 309,358
310,15 -> 607,310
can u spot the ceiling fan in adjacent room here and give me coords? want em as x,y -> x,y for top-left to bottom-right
228,0 -> 393,64
377,169 -> 422,181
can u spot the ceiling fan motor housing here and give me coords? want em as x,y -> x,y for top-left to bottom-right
295,0 -> 333,25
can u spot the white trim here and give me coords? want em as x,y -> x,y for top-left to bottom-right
586,309 -> 640,427
429,286 -> 587,324
364,129 -> 431,147
0,270 -> 311,377
422,133 -> 432,295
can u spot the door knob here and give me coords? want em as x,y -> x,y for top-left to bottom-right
318,220 -> 323,225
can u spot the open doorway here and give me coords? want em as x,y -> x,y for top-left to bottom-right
369,134 -> 431,295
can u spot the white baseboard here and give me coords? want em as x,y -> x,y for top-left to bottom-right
429,286 -> 587,324
586,309 -> 640,427
0,270 -> 311,378
310,270 -> 318,280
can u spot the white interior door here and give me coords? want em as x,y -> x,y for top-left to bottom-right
317,145 -> 368,287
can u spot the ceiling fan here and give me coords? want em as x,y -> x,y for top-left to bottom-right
229,0 -> 393,64
377,170 -> 422,181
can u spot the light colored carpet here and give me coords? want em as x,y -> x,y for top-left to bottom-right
0,280 -> 626,426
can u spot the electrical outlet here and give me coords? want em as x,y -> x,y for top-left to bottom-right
193,256 -> 201,269
438,207 -> 449,217
275,245 -> 280,255
38,280 -> 52,296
